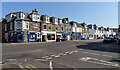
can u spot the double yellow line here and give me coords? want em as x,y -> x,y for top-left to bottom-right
25,64 -> 39,70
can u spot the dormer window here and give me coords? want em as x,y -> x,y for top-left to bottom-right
74,23 -> 77,27
64,19 -> 68,24
44,16 -> 50,23
17,12 -> 25,19
55,18 -> 58,24
32,14 -> 40,22
59,20 -> 62,24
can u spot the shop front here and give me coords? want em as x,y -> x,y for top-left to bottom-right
28,31 -> 37,42
41,31 -> 56,42
14,31 -> 24,43
71,32 -> 81,40
61,32 -> 71,41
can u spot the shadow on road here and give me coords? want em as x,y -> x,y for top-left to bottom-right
76,41 -> 119,53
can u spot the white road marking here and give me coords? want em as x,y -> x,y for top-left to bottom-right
69,51 -> 74,54
80,57 -> 119,67
24,59 -> 27,61
82,52 -> 112,57
50,55 -> 56,57
65,52 -> 70,54
7,59 -> 17,61
35,59 -> 47,61
74,50 -> 78,53
49,60 -> 53,70
18,64 -> 26,70
62,53 -> 67,56
42,56 -> 49,58
45,57 -> 52,60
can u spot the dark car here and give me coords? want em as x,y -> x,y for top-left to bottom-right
117,39 -> 120,45
97,37 -> 103,39
59,37 -> 67,41
103,37 -> 114,43
81,38 -> 89,40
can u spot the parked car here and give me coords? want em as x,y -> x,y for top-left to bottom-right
81,38 -> 89,40
103,37 -> 114,43
97,37 -> 103,39
59,37 -> 67,41
117,39 -> 120,45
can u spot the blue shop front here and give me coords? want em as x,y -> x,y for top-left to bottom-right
28,31 -> 37,42
71,32 -> 81,40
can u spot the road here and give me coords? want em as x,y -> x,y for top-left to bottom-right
1,39 -> 120,70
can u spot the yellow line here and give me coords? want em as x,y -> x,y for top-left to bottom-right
26,66 -> 33,70
27,64 -> 36,68
28,64 -> 40,70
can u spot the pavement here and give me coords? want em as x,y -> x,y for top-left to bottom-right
1,39 -> 120,70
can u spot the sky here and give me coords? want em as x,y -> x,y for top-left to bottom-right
2,2 -> 118,28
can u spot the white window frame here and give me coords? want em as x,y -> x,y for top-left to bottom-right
23,21 -> 29,29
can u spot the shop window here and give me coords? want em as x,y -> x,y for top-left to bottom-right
29,33 -> 36,40
52,34 -> 55,40
47,34 -> 55,40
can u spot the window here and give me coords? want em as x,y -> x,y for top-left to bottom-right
49,25 -> 51,30
56,26 -> 58,30
19,13 -> 21,18
47,17 -> 49,22
59,20 -> 62,24
69,27 -> 71,31
38,33 -> 40,37
66,27 -> 68,31
61,26 -> 64,31
33,24 -> 38,28
44,25 -> 47,29
75,27 -> 77,31
47,34 -> 55,40
24,22 -> 29,29
5,24 -> 7,31
10,22 -> 13,30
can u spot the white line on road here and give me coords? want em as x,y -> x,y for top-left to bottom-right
7,59 -> 17,61
80,57 -> 119,67
81,52 -> 112,57
35,59 -> 47,61
42,56 -> 49,58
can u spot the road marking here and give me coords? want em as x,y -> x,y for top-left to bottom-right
42,56 -> 49,58
35,59 -> 47,61
45,57 -> 52,60
62,53 -> 67,56
26,66 -> 33,70
80,57 -> 119,67
74,50 -> 78,53
27,64 -> 36,68
54,55 -> 60,58
69,51 -> 74,54
18,64 -> 26,70
7,59 -> 16,61
65,51 -> 70,54
82,52 -> 112,57
49,60 -> 53,70
50,54 -> 56,57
